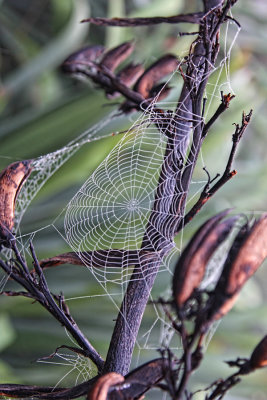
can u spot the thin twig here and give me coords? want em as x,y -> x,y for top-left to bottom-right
81,13 -> 205,26
202,92 -> 235,138
0,244 -> 104,371
176,110 -> 253,232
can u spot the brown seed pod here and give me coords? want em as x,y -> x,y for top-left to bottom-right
134,54 -> 178,99
107,358 -> 167,399
250,335 -> 267,369
39,249 -> 142,270
207,214 -> 267,322
0,160 -> 32,245
61,45 -> 105,73
148,82 -> 172,101
100,41 -> 135,72
173,210 -> 236,309
106,63 -> 145,99
117,63 -> 145,87
124,357 -> 166,388
87,372 -> 124,400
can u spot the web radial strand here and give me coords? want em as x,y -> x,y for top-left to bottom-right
13,110 -> 119,232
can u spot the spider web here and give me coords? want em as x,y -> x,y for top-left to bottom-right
0,18 -> 241,390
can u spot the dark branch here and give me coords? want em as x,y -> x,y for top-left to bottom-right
0,379 -> 97,399
0,242 -> 104,371
202,92 -> 235,138
176,110 -> 253,232
81,13 -> 205,26
103,0 -> 235,376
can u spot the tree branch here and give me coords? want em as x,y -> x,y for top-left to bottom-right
176,110 -> 253,232
81,13 -> 205,26
0,242 -> 104,371
103,0 -> 235,376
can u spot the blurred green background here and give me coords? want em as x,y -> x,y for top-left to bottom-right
0,0 -> 267,399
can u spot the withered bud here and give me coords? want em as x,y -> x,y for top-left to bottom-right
0,160 -> 32,246
134,54 -> 178,98
100,41 -> 135,72
250,335 -> 267,369
106,63 -> 144,99
61,45 -> 105,73
207,214 -> 267,322
87,372 -> 124,400
173,210 -> 236,309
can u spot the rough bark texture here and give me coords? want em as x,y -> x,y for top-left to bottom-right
103,0 -> 225,375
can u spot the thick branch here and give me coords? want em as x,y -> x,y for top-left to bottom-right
171,0 -> 237,234
103,122 -> 180,374
103,0 -> 238,376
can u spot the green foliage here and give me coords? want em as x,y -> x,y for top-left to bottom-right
0,0 -> 266,397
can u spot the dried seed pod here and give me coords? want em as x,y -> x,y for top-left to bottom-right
207,214 -> 267,322
106,63 -> 145,99
124,358 -> 166,387
134,54 -> 178,98
117,63 -> 145,87
61,45 -> 105,73
100,41 -> 135,72
173,210 -> 236,309
39,249 -> 142,270
250,335 -> 267,369
107,358 -> 167,399
148,82 -> 172,101
0,160 -> 32,245
87,372 -> 124,400
40,252 -> 84,269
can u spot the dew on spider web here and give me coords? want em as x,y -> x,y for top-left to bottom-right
0,18 -> 241,389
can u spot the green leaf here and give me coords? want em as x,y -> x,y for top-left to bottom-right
0,314 -> 16,351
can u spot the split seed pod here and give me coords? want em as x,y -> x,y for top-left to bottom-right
0,160 -> 32,246
134,54 -> 178,99
173,210 -> 236,309
61,45 -> 105,73
87,372 -> 124,400
249,335 -> 267,370
100,41 -> 135,72
206,214 -> 267,323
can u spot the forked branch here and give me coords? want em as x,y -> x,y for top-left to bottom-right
178,110 -> 253,231
0,241 -> 104,371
